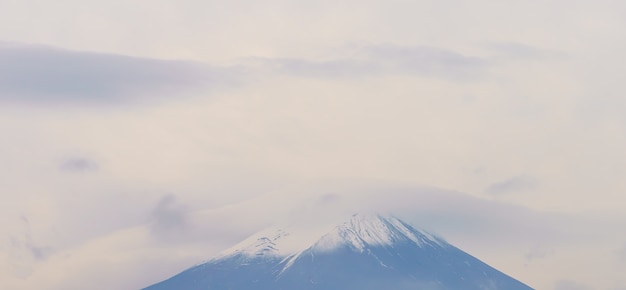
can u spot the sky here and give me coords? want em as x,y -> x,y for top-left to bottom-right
1,0 -> 626,289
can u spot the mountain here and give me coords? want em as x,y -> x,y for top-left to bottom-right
143,214 -> 533,290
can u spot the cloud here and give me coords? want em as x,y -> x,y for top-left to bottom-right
149,194 -> 189,241
0,42 -> 485,106
0,42 -> 238,104
363,44 -> 488,79
554,279 -> 590,290
524,245 -> 554,262
59,157 -> 98,173
2,178 -> 622,290
316,193 -> 341,205
615,243 -> 626,265
250,57 -> 382,78
245,44 -> 488,80
188,181 -> 570,248
489,42 -> 565,60
0,1 -> 625,290
25,244 -> 52,261
14,217 -> 54,263
4,216 -> 54,279
486,175 -> 539,195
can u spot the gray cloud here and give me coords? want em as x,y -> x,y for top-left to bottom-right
14,216 -> 54,262
0,43 -> 238,104
615,243 -> 626,265
316,193 -> 341,205
489,42 -> 565,60
8,235 -> 53,262
4,216 -> 54,279
364,44 -> 488,79
524,245 -> 554,262
14,236 -> 53,263
59,157 -> 98,173
486,175 -> 539,195
246,44 -> 488,80
554,280 -> 590,290
0,42 -> 485,106
252,57 -> 382,78
149,194 -> 189,240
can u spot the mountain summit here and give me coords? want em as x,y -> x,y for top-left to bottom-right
143,214 -> 533,290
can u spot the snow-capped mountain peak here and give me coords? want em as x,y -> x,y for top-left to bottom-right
313,214 -> 445,252
144,213 -> 534,290
217,213 -> 444,260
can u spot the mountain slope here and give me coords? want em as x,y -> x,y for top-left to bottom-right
143,214 -> 533,290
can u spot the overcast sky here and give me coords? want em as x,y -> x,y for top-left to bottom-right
2,1 -> 626,289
